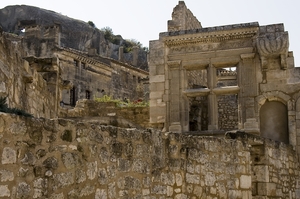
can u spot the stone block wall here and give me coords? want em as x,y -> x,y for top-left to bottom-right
0,113 -> 299,198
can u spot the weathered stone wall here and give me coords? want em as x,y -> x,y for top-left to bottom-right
0,113 -> 299,198
0,31 -> 57,118
168,1 -> 202,32
61,99 -> 150,129
228,132 -> 300,198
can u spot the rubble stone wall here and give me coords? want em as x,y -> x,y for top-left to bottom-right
62,100 -> 150,129
0,32 -> 57,118
0,113 -> 299,198
218,94 -> 239,131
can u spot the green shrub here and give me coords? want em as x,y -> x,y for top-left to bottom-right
87,21 -> 96,28
94,95 -> 148,108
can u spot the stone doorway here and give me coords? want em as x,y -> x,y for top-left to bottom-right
260,100 -> 289,143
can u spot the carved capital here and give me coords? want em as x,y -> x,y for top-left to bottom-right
256,32 -> 289,70
167,60 -> 181,69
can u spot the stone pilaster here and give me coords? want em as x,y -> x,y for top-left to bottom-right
240,53 -> 259,134
168,60 -> 182,132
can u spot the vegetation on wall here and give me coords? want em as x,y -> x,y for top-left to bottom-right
87,21 -> 96,28
94,95 -> 149,108
0,97 -> 33,117
100,27 -> 148,52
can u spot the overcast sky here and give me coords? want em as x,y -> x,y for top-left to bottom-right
0,0 -> 299,66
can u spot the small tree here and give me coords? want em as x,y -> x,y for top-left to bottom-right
87,21 -> 96,28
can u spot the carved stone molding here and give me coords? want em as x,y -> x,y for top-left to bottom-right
167,60 -> 182,69
165,27 -> 258,47
256,32 -> 289,70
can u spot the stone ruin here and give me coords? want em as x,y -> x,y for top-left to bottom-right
149,1 -> 299,147
0,1 -> 300,198
0,6 -> 149,119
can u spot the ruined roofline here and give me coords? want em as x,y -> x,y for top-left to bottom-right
58,46 -> 149,76
110,59 -> 149,76
57,46 -> 112,68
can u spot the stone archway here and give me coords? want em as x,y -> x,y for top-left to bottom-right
260,100 -> 288,143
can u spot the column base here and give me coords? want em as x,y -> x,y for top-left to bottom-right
244,118 -> 260,134
169,122 -> 182,133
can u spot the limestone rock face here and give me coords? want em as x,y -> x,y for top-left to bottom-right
0,5 -> 148,70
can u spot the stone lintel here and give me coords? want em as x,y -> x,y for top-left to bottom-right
182,59 -> 209,70
168,51 -> 215,61
211,56 -> 240,67
183,88 -> 210,97
215,47 -> 254,60
240,53 -> 255,60
212,86 -> 240,95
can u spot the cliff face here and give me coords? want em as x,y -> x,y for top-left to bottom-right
0,5 -> 148,70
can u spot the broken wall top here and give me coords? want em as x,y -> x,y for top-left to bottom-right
168,1 -> 202,32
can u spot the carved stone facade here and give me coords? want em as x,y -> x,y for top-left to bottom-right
149,1 -> 300,153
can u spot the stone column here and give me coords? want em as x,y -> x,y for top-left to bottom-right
207,64 -> 218,130
208,92 -> 218,130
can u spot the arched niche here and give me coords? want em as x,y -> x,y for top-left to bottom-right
260,100 -> 288,144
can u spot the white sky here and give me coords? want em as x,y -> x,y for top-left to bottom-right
0,0 -> 299,66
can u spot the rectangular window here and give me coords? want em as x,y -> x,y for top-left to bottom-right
70,87 -> 77,106
86,90 -> 91,99
74,60 -> 79,67
216,66 -> 237,87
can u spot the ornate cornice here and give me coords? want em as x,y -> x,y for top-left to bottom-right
164,27 -> 258,47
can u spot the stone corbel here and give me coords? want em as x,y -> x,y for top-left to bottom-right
256,32 -> 289,71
